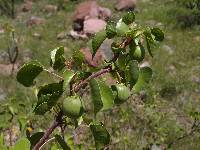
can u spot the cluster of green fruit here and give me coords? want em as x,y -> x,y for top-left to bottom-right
62,83 -> 130,118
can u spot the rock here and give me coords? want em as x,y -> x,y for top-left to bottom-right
115,0 -> 137,11
191,75 -> 200,84
73,1 -> 99,22
80,48 -> 104,67
73,1 -> 111,31
21,1 -> 32,12
32,32 -> 41,39
83,19 -> 106,35
0,89 -> 6,101
140,61 -> 150,67
99,7 -> 112,20
162,44 -> 173,55
0,26 -> 4,34
57,31 -> 67,40
43,4 -> 58,14
99,39 -> 114,61
0,51 -> 9,63
68,30 -> 88,40
194,36 -> 200,42
0,64 -> 18,76
27,16 -> 45,27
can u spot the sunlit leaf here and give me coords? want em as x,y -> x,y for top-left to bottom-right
116,19 -> 129,36
11,138 -> 30,150
17,61 -> 43,87
90,123 -> 110,150
50,46 -> 65,71
63,70 -> 75,92
92,31 -> 107,58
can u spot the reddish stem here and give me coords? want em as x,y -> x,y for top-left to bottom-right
74,66 -> 112,92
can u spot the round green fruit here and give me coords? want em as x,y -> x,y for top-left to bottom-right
129,42 -> 145,62
62,96 -> 84,118
112,84 -> 130,104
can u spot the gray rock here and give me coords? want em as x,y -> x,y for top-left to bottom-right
162,44 -> 174,55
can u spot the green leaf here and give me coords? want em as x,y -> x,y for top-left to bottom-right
90,123 -> 110,150
122,12 -> 135,25
11,138 -> 30,150
129,41 -> 145,62
34,82 -> 63,115
144,29 -> 155,57
151,28 -> 164,41
134,67 -> 152,92
111,42 -> 125,53
90,79 -> 103,115
98,81 -> 114,110
63,70 -> 75,92
89,79 -> 114,115
17,61 -> 43,87
29,132 -> 44,149
117,53 -> 128,71
92,31 -> 107,58
116,19 -> 129,36
55,134 -> 70,150
50,46 -> 65,71
106,22 -> 116,39
73,50 -> 84,67
125,60 -> 139,89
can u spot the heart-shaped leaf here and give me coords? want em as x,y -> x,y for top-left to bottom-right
17,61 -> 43,87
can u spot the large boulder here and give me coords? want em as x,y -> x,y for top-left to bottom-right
73,1 -> 111,32
83,18 -> 106,35
115,0 -> 137,11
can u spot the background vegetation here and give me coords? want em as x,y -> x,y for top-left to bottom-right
0,0 -> 199,149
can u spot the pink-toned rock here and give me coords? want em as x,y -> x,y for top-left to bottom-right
73,1 -> 99,22
0,64 -> 18,76
27,16 -> 45,27
73,1 -> 111,32
83,19 -> 106,34
43,4 -> 58,14
115,0 -> 137,11
80,48 -> 104,67
21,1 -> 32,12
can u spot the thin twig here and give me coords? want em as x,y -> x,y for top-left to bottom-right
74,66 -> 112,92
33,113 -> 62,150
39,137 -> 55,150
43,68 -> 64,80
